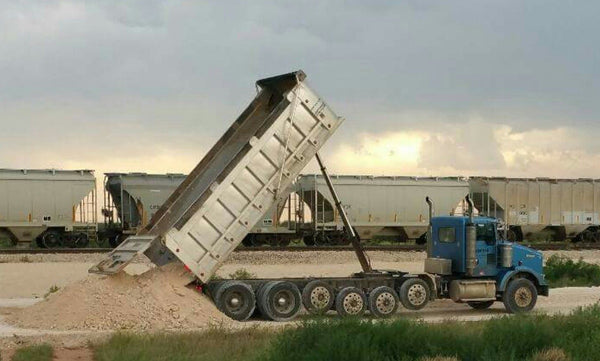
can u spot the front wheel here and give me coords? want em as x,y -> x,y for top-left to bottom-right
502,278 -> 537,313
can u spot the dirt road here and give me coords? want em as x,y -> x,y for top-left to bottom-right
1,249 -> 599,349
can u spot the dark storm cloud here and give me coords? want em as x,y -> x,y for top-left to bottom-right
0,0 -> 598,174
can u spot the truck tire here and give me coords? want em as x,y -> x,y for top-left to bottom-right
302,280 -> 334,314
258,281 -> 302,321
398,278 -> 430,310
467,300 -> 495,310
368,286 -> 399,318
215,281 -> 256,321
335,287 -> 367,317
502,278 -> 537,313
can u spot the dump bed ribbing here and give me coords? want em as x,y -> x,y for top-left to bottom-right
90,70 -> 344,282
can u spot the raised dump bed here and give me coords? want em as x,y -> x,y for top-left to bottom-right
91,70 -> 344,282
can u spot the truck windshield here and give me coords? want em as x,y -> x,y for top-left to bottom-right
476,223 -> 496,244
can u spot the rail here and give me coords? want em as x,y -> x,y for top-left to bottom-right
2,243 -> 600,255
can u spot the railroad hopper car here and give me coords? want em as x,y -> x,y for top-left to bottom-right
296,174 -> 470,244
469,177 -> 600,242
0,169 -> 97,247
102,173 -> 295,247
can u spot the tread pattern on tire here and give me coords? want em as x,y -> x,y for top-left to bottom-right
258,281 -> 302,321
502,278 -> 537,313
214,280 -> 256,321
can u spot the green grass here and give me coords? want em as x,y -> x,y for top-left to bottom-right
544,254 -> 600,287
91,306 -> 600,361
93,326 -> 274,361
228,268 -> 257,279
262,305 -> 600,361
11,344 -> 53,361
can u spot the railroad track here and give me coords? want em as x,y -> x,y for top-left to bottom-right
1,243 -> 600,255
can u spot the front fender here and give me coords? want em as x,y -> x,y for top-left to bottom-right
498,267 -> 548,295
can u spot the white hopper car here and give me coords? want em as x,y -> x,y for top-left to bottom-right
0,169 -> 97,247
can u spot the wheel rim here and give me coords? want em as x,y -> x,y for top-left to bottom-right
407,284 -> 427,306
343,293 -> 364,314
272,290 -> 295,314
310,286 -> 331,309
514,286 -> 533,308
225,291 -> 245,313
375,292 -> 396,314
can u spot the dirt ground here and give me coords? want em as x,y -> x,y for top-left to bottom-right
1,249 -> 599,351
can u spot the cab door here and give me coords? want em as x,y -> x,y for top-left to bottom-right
474,222 -> 498,277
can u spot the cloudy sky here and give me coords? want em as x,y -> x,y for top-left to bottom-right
1,0 -> 599,180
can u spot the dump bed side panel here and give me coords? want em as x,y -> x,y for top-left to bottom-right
90,71 -> 343,279
165,81 -> 343,282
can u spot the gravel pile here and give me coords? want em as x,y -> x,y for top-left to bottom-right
6,262 -> 229,331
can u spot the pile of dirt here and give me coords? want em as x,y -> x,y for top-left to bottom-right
6,262 -> 230,331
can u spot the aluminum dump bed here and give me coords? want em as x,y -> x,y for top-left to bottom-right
90,70 -> 344,282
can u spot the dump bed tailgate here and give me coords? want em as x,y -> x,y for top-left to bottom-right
90,70 -> 344,283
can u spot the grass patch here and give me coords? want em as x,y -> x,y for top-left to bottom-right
262,305 -> 600,361
44,285 -> 60,298
12,344 -> 53,361
91,306 -> 600,361
228,268 -> 257,279
544,254 -> 600,287
93,327 -> 274,361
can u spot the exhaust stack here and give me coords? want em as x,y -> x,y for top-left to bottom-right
465,195 -> 477,277
425,196 -> 434,258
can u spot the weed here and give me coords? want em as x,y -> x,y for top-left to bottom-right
19,255 -> 32,263
44,285 -> 60,298
544,255 -> 600,287
532,348 -> 570,361
228,268 -> 257,279
12,344 -> 53,361
263,305 -> 600,361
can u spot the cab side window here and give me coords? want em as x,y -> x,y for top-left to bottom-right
438,227 -> 456,243
476,223 -> 496,245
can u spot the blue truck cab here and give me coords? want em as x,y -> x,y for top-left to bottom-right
424,197 -> 548,313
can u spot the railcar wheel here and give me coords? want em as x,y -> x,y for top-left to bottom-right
258,281 -> 302,321
302,280 -> 334,314
368,286 -> 399,318
502,278 -> 537,313
42,231 -> 62,248
303,235 -> 315,246
398,278 -> 430,310
215,281 -> 256,321
335,287 -> 367,317
467,300 -> 495,310
73,233 -> 89,248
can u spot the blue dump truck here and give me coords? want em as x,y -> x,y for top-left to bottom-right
203,195 -> 548,321
92,71 -> 547,321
